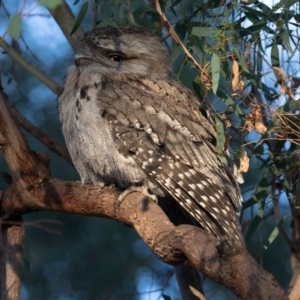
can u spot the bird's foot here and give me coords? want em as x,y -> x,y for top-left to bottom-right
116,185 -> 158,207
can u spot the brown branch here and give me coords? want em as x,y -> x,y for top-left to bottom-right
0,220 -> 24,300
3,96 -> 73,165
0,179 -> 288,300
290,272 -> 300,300
0,84 -> 49,300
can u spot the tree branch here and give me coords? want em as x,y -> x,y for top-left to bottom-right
49,0 -> 84,49
0,39 -> 61,95
0,219 -> 24,300
2,96 -> 73,165
0,178 -> 288,300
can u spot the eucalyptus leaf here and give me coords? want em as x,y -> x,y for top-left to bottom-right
211,53 -> 220,94
282,29 -> 294,54
39,0 -> 62,9
70,2 -> 88,35
192,27 -> 214,37
8,14 -> 21,39
271,44 -> 280,68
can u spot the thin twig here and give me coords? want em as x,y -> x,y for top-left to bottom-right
154,0 -> 211,89
0,39 -> 61,95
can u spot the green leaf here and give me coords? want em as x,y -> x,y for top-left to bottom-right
70,2 -> 88,36
224,5 -> 229,21
244,178 -> 269,243
191,27 -> 214,37
244,11 -> 260,23
273,0 -> 299,10
282,99 -> 300,112
171,45 -> 182,63
282,178 -> 291,191
294,14 -> 300,23
165,0 -> 174,11
222,97 -> 244,117
257,2 -> 271,14
232,46 -> 250,73
271,44 -> 280,68
281,29 -> 294,54
211,53 -> 220,94
100,2 -> 115,26
245,215 -> 263,243
246,21 -> 268,34
8,14 -> 21,39
242,197 -> 257,209
39,0 -> 62,9
256,49 -> 263,73
207,0 -> 223,8
243,6 -> 264,17
263,221 -> 282,251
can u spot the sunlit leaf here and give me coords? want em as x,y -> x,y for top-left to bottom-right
8,14 -> 21,39
263,220 -> 283,251
282,178 -> 291,191
211,53 -> 220,94
39,0 -> 62,9
70,2 -> 88,35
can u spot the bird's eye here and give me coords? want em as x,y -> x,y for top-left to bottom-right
109,54 -> 124,62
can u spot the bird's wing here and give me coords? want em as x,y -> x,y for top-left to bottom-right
99,78 -> 244,243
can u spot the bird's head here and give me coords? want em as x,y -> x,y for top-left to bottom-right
75,27 -> 172,80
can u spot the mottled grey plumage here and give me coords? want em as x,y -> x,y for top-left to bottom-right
58,27 -> 244,245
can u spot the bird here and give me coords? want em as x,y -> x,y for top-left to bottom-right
58,26 -> 245,246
